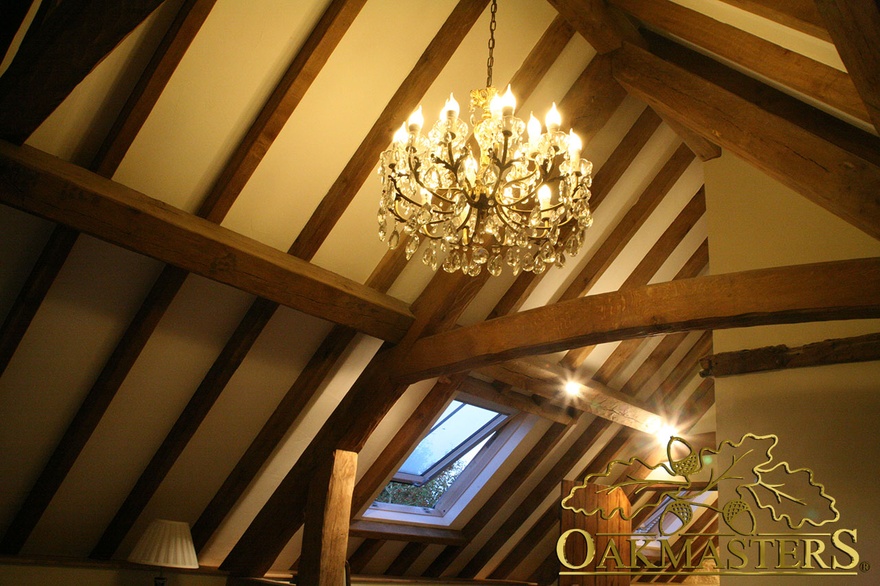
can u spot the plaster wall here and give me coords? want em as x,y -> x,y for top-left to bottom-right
704,152 -> 880,585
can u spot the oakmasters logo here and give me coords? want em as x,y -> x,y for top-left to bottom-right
556,433 -> 865,579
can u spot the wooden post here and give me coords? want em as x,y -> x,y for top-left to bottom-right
559,481 -> 631,586
299,450 -> 358,586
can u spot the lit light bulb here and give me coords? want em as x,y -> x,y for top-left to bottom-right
489,93 -> 503,118
500,85 -> 516,117
545,102 -> 561,132
442,93 -> 460,121
568,130 -> 582,165
655,424 -> 678,447
527,113 -> 542,146
564,380 -> 581,397
393,123 -> 408,144
538,184 -> 552,209
407,106 -> 424,134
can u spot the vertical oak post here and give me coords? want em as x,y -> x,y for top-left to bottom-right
299,449 -> 358,586
559,481 -> 631,586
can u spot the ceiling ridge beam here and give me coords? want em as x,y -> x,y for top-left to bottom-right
612,41 -> 880,240
611,0 -> 871,123
0,0 -> 218,554
396,257 -> 880,381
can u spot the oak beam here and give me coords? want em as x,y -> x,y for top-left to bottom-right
546,0 -> 644,53
814,0 -> 880,132
0,142 -> 414,342
612,42 -> 880,240
611,0 -> 870,123
396,257 -> 880,381
700,332 -> 880,377
299,450 -> 358,586
716,0 -> 831,41
459,376 -> 574,425
0,0 -> 164,143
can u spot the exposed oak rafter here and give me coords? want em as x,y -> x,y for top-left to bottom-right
396,257 -> 880,381
612,42 -> 880,240
0,142 -> 414,342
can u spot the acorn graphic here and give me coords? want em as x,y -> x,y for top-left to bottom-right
722,498 -> 756,535
667,437 -> 701,477
660,498 -> 694,534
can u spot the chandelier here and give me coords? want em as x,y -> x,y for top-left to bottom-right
377,0 -> 593,277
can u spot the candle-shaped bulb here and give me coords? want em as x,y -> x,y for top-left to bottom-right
393,122 -> 408,144
568,129 -> 582,163
527,113 -> 542,144
442,93 -> 460,121
500,85 -> 516,117
489,93 -> 503,118
545,102 -> 561,132
407,106 -> 424,134
538,184 -> 552,209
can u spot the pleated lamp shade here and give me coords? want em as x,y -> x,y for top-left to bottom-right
129,519 -> 199,569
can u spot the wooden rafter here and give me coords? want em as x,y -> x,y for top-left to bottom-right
546,0 -> 644,53
716,0 -> 831,41
0,142 -> 414,341
611,0 -> 871,123
397,257 -> 880,381
0,0 -> 218,554
814,0 -> 880,132
700,332 -> 880,377
220,269 -> 487,576
612,42 -> 880,240
0,0 -> 164,143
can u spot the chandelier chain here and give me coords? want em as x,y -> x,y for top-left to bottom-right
486,0 -> 497,87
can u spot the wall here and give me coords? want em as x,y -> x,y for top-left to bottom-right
705,152 -> 880,585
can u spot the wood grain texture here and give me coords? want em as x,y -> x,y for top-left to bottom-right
0,142 -> 414,343
612,42 -> 880,240
612,0 -> 870,122
299,450 -> 358,586
0,0 -> 164,143
814,0 -> 880,132
397,257 -> 880,381
717,0 -> 831,41
349,521 -> 466,546
546,0 -> 644,53
700,332 -> 880,377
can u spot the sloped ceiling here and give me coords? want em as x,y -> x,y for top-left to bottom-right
0,0 -> 878,582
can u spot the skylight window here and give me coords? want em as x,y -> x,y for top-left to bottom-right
373,397 -> 513,514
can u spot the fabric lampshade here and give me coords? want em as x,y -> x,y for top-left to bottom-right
129,519 -> 199,569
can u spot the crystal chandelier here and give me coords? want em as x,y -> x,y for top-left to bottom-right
377,0 -> 593,277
